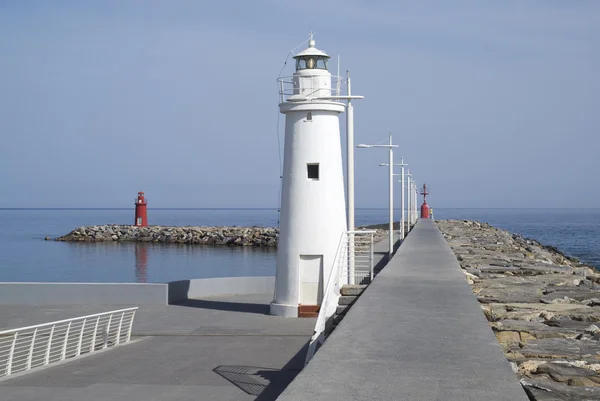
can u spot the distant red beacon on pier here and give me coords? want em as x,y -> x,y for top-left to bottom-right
420,184 -> 430,219
134,192 -> 148,227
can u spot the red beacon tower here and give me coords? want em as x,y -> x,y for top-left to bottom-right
134,192 -> 148,227
420,184 -> 430,219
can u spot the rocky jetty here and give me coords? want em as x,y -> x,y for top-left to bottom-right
55,225 -> 385,248
437,219 -> 600,400
56,225 -> 279,247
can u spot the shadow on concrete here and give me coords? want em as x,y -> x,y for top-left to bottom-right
174,298 -> 270,315
214,341 -> 308,400
373,239 -> 402,275
213,365 -> 280,396
360,221 -> 411,231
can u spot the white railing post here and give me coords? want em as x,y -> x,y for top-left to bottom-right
127,310 -> 136,342
90,316 -> 100,352
61,321 -> 71,361
348,232 -> 355,285
116,312 -> 125,345
76,319 -> 86,356
6,332 -> 18,375
27,328 -> 38,370
45,324 -> 55,365
103,314 -> 113,349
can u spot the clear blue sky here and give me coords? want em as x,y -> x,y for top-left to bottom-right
1,1 -> 598,208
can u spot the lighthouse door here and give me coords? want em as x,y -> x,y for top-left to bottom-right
299,255 -> 323,305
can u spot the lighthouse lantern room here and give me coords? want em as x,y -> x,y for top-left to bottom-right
271,35 -> 347,317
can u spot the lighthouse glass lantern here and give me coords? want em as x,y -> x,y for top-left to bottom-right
271,35 -> 347,318
296,55 -> 327,70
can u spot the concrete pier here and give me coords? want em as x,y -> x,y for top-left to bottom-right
0,221 -> 532,400
277,219 -> 529,400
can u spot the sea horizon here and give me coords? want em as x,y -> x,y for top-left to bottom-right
2,207 -> 600,211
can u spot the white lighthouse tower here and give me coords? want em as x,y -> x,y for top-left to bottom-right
271,35 -> 347,317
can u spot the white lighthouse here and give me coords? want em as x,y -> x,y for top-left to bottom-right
271,35 -> 347,317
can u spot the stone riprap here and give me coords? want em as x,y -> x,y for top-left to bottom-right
56,225 -> 385,248
437,219 -> 600,400
56,225 -> 279,246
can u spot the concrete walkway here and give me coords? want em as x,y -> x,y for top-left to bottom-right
0,294 -> 315,401
277,219 -> 529,401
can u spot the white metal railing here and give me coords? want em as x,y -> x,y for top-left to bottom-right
277,75 -> 344,103
340,231 -> 376,286
0,307 -> 137,378
305,230 -> 376,366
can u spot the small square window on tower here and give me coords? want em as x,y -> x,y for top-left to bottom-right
307,163 -> 319,180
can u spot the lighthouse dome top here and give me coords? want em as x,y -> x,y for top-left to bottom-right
293,34 -> 330,71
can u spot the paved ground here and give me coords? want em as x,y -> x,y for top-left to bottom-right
0,294 -> 316,336
277,219 -> 530,401
0,234 -> 397,401
0,294 -> 315,401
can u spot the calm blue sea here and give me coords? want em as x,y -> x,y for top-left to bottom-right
0,208 -> 598,283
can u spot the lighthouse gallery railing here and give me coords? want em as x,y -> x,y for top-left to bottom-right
305,230 -> 376,366
277,75 -> 345,103
0,307 -> 137,378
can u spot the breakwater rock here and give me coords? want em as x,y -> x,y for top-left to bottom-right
56,225 -> 279,247
56,225 -> 386,248
437,220 -> 600,400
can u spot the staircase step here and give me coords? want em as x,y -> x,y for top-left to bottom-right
336,304 -> 350,316
298,305 -> 319,318
300,312 -> 319,318
338,295 -> 356,305
341,285 -> 367,296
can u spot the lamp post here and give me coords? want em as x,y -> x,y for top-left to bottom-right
406,170 -> 412,228
319,71 -> 364,286
379,159 -> 408,240
410,181 -> 414,224
415,182 -> 419,221
412,181 -> 418,224
409,179 -> 413,225
312,71 -> 364,233
344,71 -> 365,234
398,178 -> 406,232
357,132 -> 398,256
401,159 -> 407,238
410,178 -> 417,225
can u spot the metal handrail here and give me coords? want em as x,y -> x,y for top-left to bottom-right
277,74 -> 345,103
304,230 -> 376,366
0,307 -> 138,378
